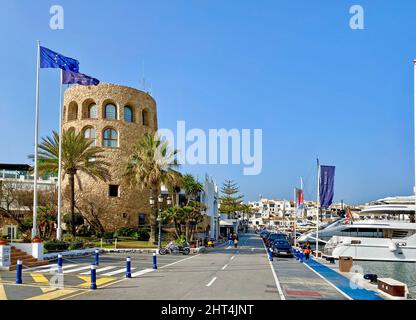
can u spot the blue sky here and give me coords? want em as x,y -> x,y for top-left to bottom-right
0,0 -> 415,204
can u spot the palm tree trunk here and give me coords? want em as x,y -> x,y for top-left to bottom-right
69,173 -> 76,237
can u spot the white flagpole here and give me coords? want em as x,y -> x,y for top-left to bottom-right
293,187 -> 297,247
56,69 -> 64,240
316,159 -> 320,258
32,40 -> 41,239
413,60 -> 416,224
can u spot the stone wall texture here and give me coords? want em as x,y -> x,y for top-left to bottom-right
62,83 -> 158,232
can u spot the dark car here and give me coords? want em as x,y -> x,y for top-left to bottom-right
271,239 -> 293,257
265,233 -> 287,247
260,230 -> 270,239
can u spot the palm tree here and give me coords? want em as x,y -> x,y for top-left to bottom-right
124,133 -> 180,244
35,130 -> 111,237
182,174 -> 204,205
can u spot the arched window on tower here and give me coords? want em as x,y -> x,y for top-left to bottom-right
88,104 -> 98,119
83,127 -> 96,146
142,109 -> 150,126
67,102 -> 78,121
103,128 -> 118,148
124,106 -> 133,123
105,104 -> 117,120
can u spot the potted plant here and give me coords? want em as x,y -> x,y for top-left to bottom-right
0,235 -> 8,245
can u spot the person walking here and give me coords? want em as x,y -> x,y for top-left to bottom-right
302,241 -> 312,261
233,233 -> 239,248
228,233 -> 234,247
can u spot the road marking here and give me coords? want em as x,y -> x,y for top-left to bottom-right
62,254 -> 201,300
61,265 -> 91,274
159,254 -> 200,269
26,289 -> 76,300
131,268 -> 154,277
35,264 -> 81,273
230,255 -> 235,260
302,261 -> 352,300
24,264 -> 55,272
0,278 -> 7,300
221,264 -> 228,270
206,277 -> 217,287
77,276 -> 117,288
102,267 -> 136,276
262,239 -> 286,300
30,273 -> 49,284
79,266 -> 118,275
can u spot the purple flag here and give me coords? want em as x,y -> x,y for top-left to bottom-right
62,70 -> 99,86
319,165 -> 335,208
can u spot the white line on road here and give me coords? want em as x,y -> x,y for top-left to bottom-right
102,267 -> 136,276
221,264 -> 228,270
230,255 -> 235,260
206,277 -> 217,287
79,266 -> 118,275
131,268 -> 154,277
159,254 -> 200,269
261,239 -> 286,300
303,261 -> 352,300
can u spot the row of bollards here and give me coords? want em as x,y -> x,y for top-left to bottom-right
14,249 -> 160,289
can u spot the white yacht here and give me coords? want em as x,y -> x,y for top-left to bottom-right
298,195 -> 416,261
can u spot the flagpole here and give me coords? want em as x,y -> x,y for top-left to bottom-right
316,158 -> 320,258
57,69 -> 64,240
32,40 -> 41,239
293,187 -> 297,247
413,59 -> 416,224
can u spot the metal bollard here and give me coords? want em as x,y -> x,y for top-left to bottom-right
16,259 -> 22,284
57,254 -> 63,273
94,249 -> 99,266
152,252 -> 157,269
126,256 -> 131,278
268,248 -> 273,261
90,264 -> 97,289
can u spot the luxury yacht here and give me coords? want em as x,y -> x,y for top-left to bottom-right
297,196 -> 416,261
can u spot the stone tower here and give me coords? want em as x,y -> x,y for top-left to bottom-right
62,83 -> 157,232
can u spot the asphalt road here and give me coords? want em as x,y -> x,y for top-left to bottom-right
65,232 -> 282,300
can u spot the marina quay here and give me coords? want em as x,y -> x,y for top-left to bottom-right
1,1 -> 416,317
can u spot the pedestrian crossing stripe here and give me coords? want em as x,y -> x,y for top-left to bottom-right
102,267 -> 136,276
130,268 -> 154,277
77,276 -> 117,288
79,266 -> 118,275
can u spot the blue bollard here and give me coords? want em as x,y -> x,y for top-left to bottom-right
268,248 -> 273,261
90,264 -> 97,289
299,252 -> 304,263
126,256 -> 131,278
57,254 -> 63,273
94,249 -> 99,266
16,259 -> 22,284
152,252 -> 157,270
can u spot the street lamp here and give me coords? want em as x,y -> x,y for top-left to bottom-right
157,194 -> 164,250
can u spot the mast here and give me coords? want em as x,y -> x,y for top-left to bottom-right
414,60 -> 416,223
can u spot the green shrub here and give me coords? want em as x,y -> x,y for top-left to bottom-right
133,228 -> 150,241
115,227 -> 136,237
102,231 -> 114,239
44,240 -> 69,252
68,241 -> 84,250
62,233 -> 74,242
175,235 -> 187,246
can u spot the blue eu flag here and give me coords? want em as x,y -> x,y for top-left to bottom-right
62,70 -> 99,86
40,46 -> 79,72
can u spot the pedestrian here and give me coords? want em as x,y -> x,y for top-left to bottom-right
234,234 -> 239,248
228,233 -> 233,246
302,241 -> 312,261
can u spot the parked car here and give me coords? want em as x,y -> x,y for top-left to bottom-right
264,233 -> 288,247
271,239 -> 293,257
259,230 -> 270,239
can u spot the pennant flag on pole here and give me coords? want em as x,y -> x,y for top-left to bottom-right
40,46 -> 79,72
62,70 -> 99,85
319,165 -> 335,208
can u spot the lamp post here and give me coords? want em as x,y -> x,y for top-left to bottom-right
157,194 -> 164,250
